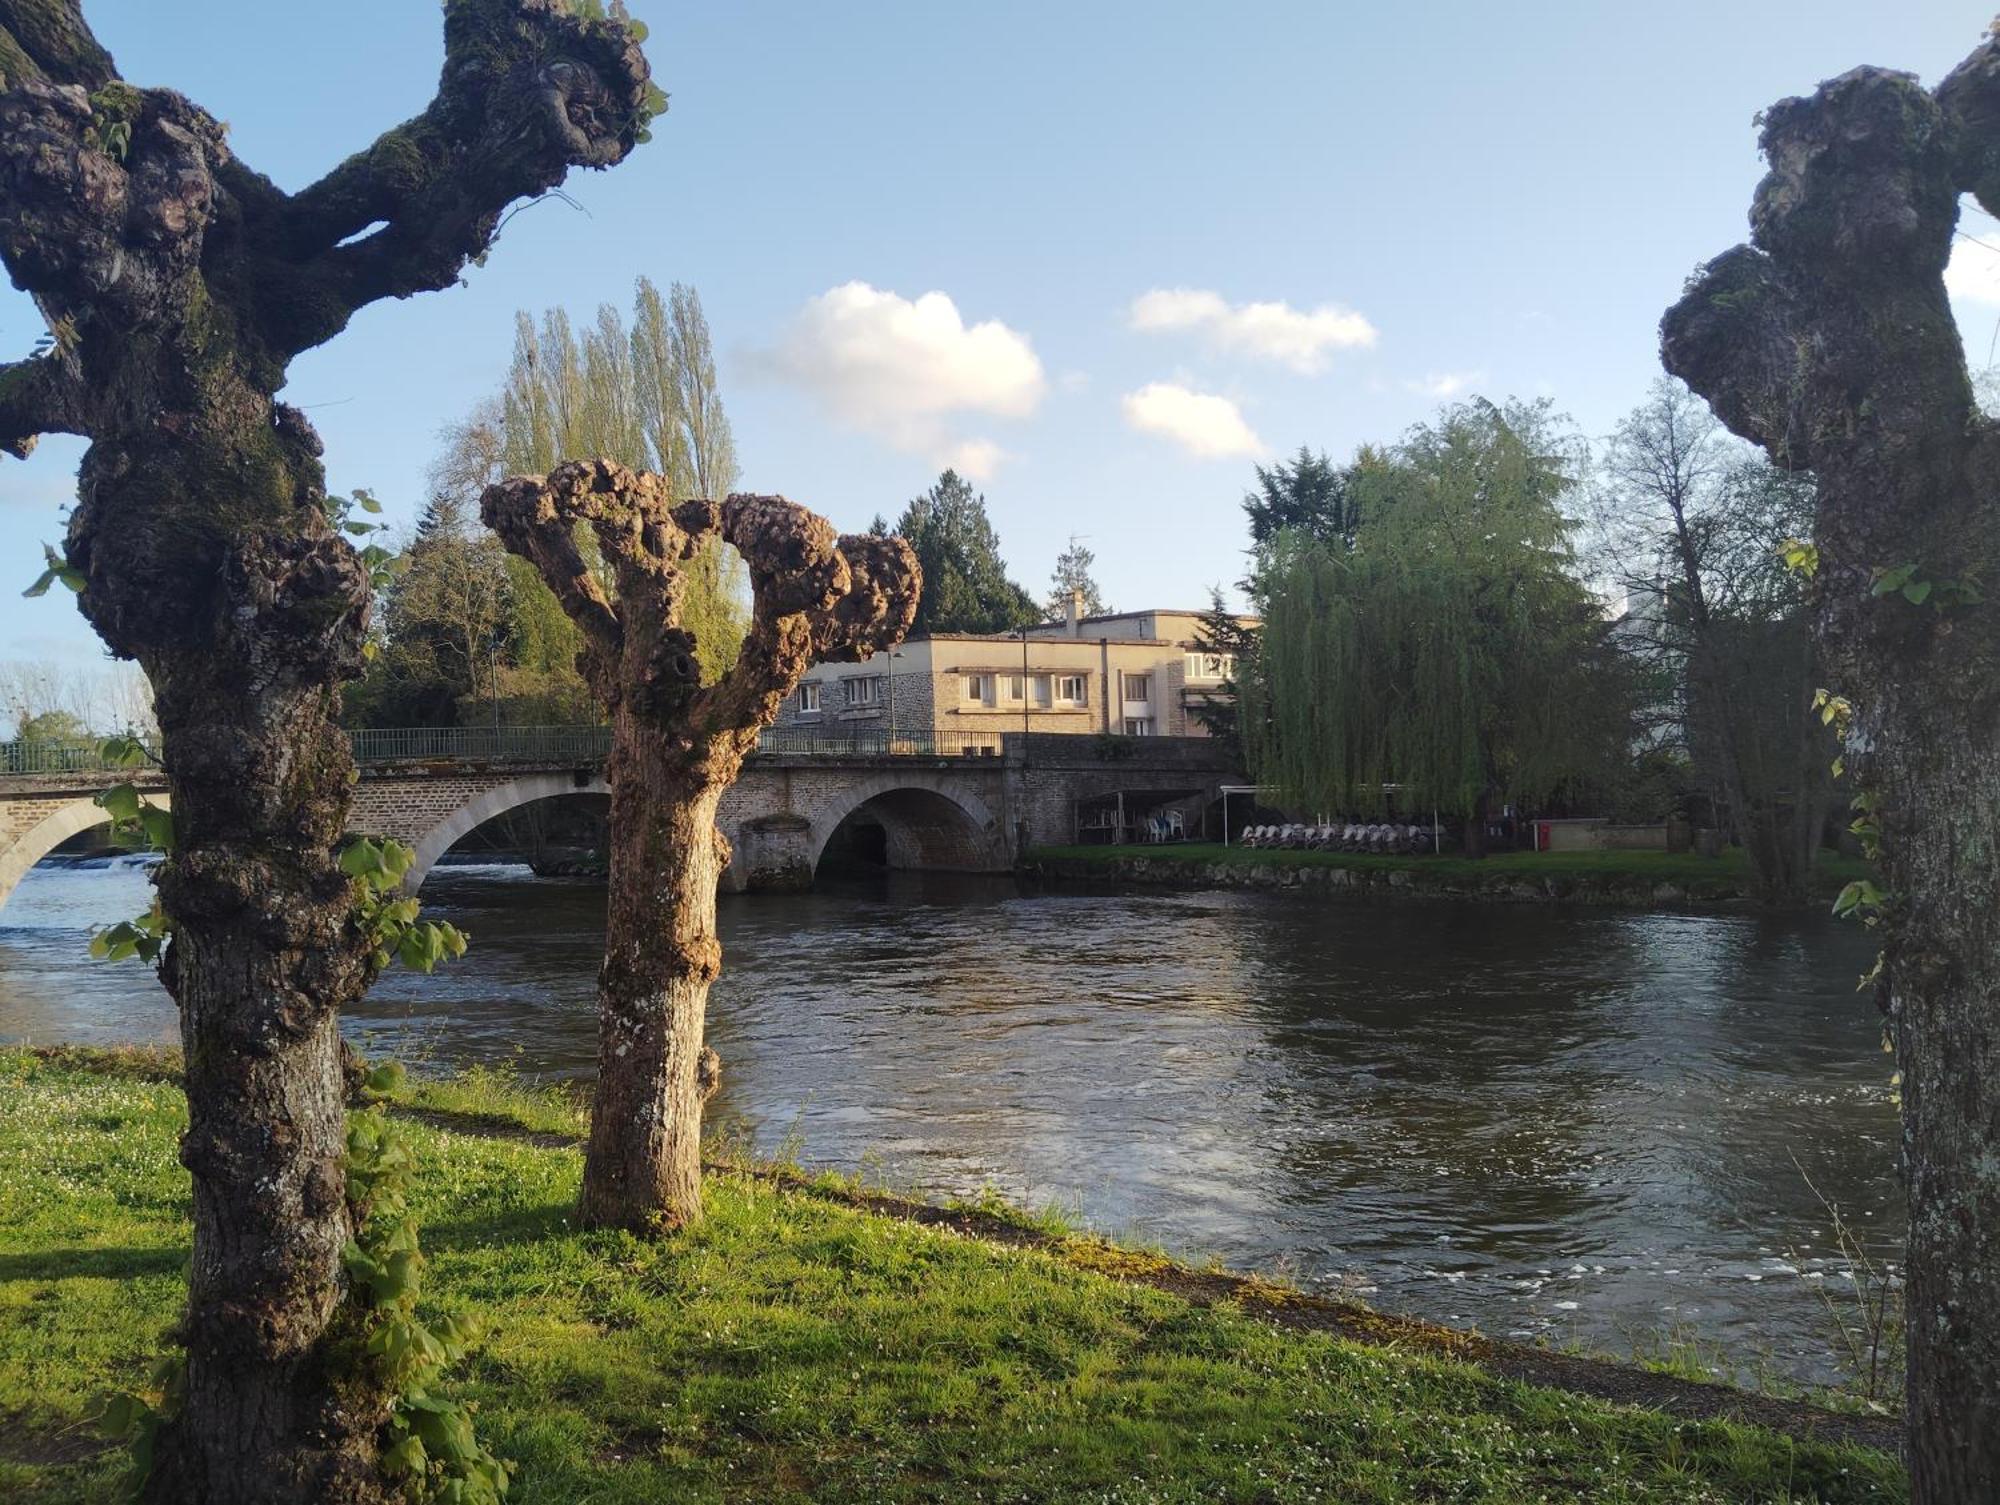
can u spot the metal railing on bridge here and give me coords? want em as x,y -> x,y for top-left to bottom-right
346,725 -> 613,764
0,725 -> 1006,774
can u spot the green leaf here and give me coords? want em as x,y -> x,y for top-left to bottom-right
95,783 -> 142,823
139,805 -> 175,852
340,839 -> 383,878
1902,580 -> 1933,604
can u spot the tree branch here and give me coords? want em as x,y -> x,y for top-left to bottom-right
1662,66 -> 1972,476
480,464 -> 628,700
0,0 -> 115,90
692,497 -> 920,741
265,0 -> 657,356
0,350 -> 85,457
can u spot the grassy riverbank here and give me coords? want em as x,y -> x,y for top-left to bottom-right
0,1048 -> 1904,1503
1027,844 -> 1873,905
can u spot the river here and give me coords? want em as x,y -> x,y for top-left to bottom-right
0,856 -> 1902,1387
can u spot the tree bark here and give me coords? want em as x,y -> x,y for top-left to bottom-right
0,5 -> 655,1497
579,712 -> 725,1230
483,461 -> 919,1233
1663,53 -> 2000,1499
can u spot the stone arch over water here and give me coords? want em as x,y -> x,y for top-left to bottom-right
0,795 -> 160,914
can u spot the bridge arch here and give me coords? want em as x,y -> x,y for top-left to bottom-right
805,772 -> 1010,879
401,771 -> 609,891
0,793 -> 166,914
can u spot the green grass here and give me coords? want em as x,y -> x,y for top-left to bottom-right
0,1048 -> 1905,1503
1032,843 -> 1873,897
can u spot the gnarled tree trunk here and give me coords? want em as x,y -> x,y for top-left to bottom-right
1664,50 -> 2000,1500
0,4 -> 654,1497
484,461 -> 918,1231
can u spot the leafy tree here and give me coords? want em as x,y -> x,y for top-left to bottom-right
485,461 -> 918,1232
1242,445 -> 1365,550
1595,378 -> 1833,904
1243,400 -> 1632,847
432,279 -> 749,699
347,490 -> 514,728
1188,586 -> 1258,759
1662,48 -> 2000,1497
894,470 -> 1039,634
1047,536 -> 1108,617
0,2 -> 655,1495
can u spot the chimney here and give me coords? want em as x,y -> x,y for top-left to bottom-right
1066,587 -> 1085,637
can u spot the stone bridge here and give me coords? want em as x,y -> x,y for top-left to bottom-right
0,731 -> 1239,912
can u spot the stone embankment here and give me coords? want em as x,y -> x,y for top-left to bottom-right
1022,850 -> 1762,908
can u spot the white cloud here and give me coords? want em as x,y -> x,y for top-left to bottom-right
1129,288 -> 1377,373
765,281 -> 1045,473
941,438 -> 1006,481
1945,231 -> 2000,307
1402,370 -> 1484,399
1121,382 -> 1263,459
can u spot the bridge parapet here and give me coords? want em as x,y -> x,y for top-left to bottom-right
0,727 -> 1244,909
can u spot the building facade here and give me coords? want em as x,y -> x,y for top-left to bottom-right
772,601 -> 1248,748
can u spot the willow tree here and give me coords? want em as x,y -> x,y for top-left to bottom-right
484,460 -> 918,1231
0,3 -> 654,1497
1243,400 -> 1629,842
1662,45 -> 2000,1499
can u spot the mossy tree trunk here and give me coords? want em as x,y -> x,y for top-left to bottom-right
0,5 -> 654,1499
1664,51 -> 2000,1501
484,461 -> 919,1231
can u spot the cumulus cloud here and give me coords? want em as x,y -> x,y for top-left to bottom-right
765,281 -> 1045,473
1121,382 -> 1263,459
1129,288 -> 1377,373
1403,370 -> 1484,399
1945,231 -> 2000,306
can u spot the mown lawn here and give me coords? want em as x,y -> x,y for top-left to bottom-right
1031,842 -> 1873,897
0,1049 -> 1905,1503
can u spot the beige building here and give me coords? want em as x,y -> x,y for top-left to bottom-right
771,600 -> 1247,749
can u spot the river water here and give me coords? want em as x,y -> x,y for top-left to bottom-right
0,857 -> 1902,1385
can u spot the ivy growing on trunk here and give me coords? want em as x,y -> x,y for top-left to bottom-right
0,3 -> 655,1499
1662,43 -> 2000,1502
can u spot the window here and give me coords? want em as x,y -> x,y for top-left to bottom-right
1185,652 -> 1235,682
797,681 -> 822,714
1002,673 -> 1025,704
1124,717 -> 1155,736
846,675 -> 882,708
1031,674 -> 1053,708
1121,672 -> 1152,703
1056,674 -> 1088,707
963,673 -> 994,705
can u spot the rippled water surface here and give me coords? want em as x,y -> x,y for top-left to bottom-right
0,858 -> 1901,1382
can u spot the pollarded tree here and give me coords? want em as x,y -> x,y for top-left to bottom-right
1661,46 -> 2000,1500
0,4 -> 656,1498
483,460 -> 918,1231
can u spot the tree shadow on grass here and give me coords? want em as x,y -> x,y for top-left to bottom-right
0,1247 -> 186,1284
418,1200 -> 576,1252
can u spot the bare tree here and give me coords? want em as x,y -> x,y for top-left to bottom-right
484,460 -> 918,1231
0,3 -> 654,1497
1663,45 -> 2000,1500
1595,378 -> 1832,904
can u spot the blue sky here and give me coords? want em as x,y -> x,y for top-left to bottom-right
4,0 -> 1995,669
